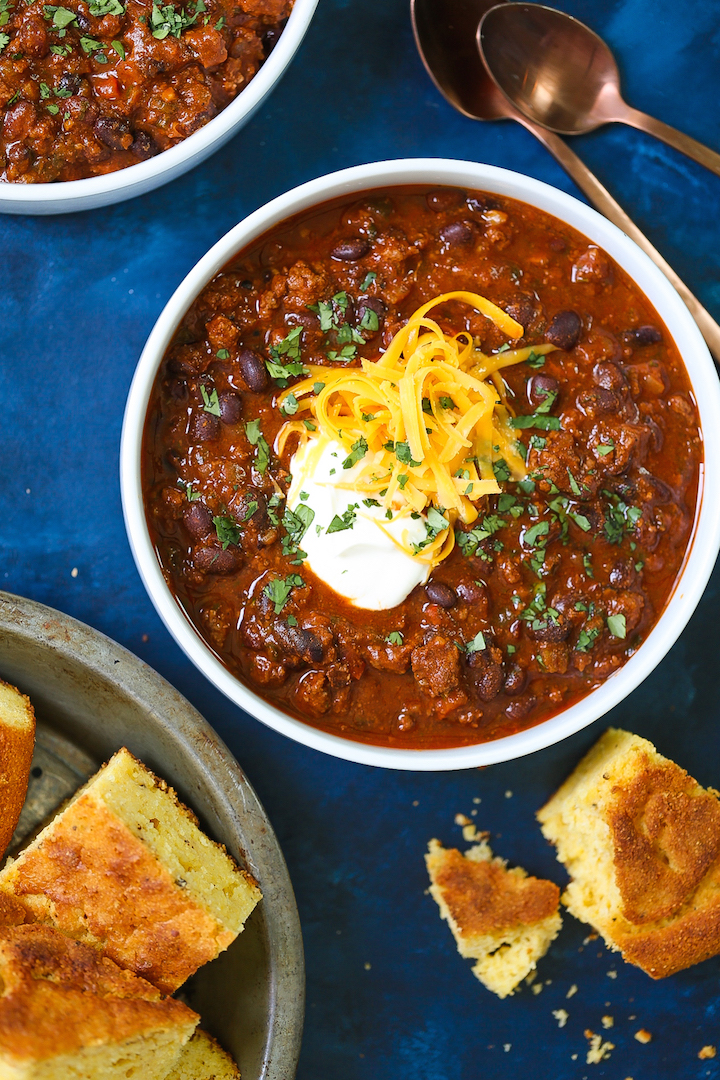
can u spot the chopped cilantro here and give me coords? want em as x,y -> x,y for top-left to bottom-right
89,0 -> 125,14
603,492 -> 642,545
46,102 -> 59,113
465,631 -> 486,654
359,307 -> 379,333
245,419 -> 269,474
264,573 -> 305,615
509,412 -> 561,431
597,440 -> 615,457
439,396 -> 456,410
421,397 -> 432,414
80,35 -> 104,53
576,625 -> 600,652
286,614 -> 298,627
281,392 -> 299,417
213,515 -> 240,549
343,436 -> 368,470
242,500 -> 258,521
303,419 -> 317,431
281,504 -> 314,558
492,458 -> 511,483
394,441 -> 421,467
567,469 -> 581,496
607,613 -> 627,639
266,492 -> 283,526
0,31 -> 10,51
44,5 -> 77,29
216,347 -> 230,360
327,343 -> 357,362
526,350 -> 546,370
360,271 -> 376,292
583,552 -> 594,578
266,327 -> 307,387
569,511 -> 591,532
386,631 -> 403,646
200,385 -> 220,416
150,0 -> 202,38
184,483 -> 201,502
397,473 -> 409,490
313,381 -> 325,395
327,504 -> 358,534
50,43 -> 71,54
524,520 -> 549,547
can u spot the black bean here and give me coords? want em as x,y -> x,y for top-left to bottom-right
609,560 -> 634,588
287,309 -> 320,330
593,362 -> 627,391
218,392 -> 242,425
290,628 -> 325,664
546,310 -> 582,351
426,189 -> 466,212
425,581 -> 456,608
58,73 -> 83,96
504,665 -> 527,696
189,412 -> 220,442
528,374 -> 559,409
238,348 -> 268,392
194,547 -> 238,574
94,115 -> 133,152
167,378 -> 188,403
439,220 -> 474,246
262,19 -> 286,55
622,324 -> 662,346
577,386 -> 618,417
505,696 -> 536,721
466,195 -> 500,213
133,131 -> 160,160
182,502 -> 213,540
467,651 -> 504,701
331,238 -> 371,262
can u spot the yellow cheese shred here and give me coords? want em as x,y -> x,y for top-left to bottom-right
276,291 -> 557,565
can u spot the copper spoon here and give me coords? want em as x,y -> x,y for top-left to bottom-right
410,0 -> 720,361
478,2 -> 720,180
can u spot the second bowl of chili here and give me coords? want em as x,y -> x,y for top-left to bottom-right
120,158 -> 720,770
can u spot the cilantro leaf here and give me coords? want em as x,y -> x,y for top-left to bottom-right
342,436 -> 368,470
360,271 -> 376,292
526,350 -> 546,370
465,631 -> 486,654
282,504 -> 315,556
607,613 -> 627,639
264,573 -> 305,615
280,392 -> 299,417
200,385 -> 221,416
386,631 -> 403,646
266,327 -> 307,387
89,0 -> 125,14
524,520 -> 549,547
509,413 -> 561,431
213,515 -> 240,549
327,504 -> 358,534
245,419 -> 269,474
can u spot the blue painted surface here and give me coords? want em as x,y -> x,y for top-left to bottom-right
2,0 -> 720,1076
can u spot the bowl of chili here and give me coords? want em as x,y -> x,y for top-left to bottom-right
121,158 -> 720,770
0,0 -> 318,215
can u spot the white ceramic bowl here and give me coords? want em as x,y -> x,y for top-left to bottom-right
0,0 -> 317,216
121,158 -> 720,771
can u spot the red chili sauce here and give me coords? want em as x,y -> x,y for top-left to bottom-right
142,187 -> 702,749
0,0 -> 292,182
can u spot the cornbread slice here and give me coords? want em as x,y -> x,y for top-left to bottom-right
0,681 -> 36,858
426,838 -> 562,998
166,1029 -> 240,1079
0,923 -> 198,1079
0,748 -> 262,993
538,728 -> 720,978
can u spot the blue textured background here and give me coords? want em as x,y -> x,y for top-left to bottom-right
3,0 -> 720,1076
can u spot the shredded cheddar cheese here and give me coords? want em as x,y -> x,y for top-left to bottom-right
277,291 -> 557,565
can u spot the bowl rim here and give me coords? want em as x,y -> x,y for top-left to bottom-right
0,0 -> 318,208
0,588 -> 305,1077
120,156 -> 720,771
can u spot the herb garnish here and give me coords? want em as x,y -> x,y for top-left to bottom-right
327,504 -> 358,534
281,504 -> 314,559
89,0 -> 125,15
266,327 -> 307,387
386,631 -> 403,646
607,613 -> 627,639
342,437 -> 368,470
264,573 -> 304,615
200,385 -> 220,416
465,631 -> 487,654
150,0 -> 204,39
213,515 -> 240,549
245,419 -> 269,474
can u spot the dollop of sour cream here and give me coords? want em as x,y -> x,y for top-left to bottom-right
287,436 -> 431,610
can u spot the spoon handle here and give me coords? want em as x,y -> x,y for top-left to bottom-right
619,106 -> 720,180
524,120 -> 720,362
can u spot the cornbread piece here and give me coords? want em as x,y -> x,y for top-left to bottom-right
0,923 -> 198,1079
0,748 -> 262,993
426,839 -> 562,997
538,728 -> 720,978
166,1029 -> 240,1079
0,681 -> 36,858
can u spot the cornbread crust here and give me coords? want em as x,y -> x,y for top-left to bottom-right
426,839 -> 562,998
0,748 -> 262,994
538,728 -> 720,978
0,924 -> 198,1078
166,1029 -> 240,1079
0,681 -> 36,859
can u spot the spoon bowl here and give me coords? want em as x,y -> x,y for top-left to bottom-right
478,2 -> 720,179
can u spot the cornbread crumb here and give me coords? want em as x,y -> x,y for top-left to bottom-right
601,1015 -> 614,1029
531,982 -> 544,995
634,1029 -> 652,1044
426,838 -> 561,998
462,823 -> 479,842
538,728 -> 720,979
552,1009 -> 569,1028
505,790 -> 513,799
0,680 -> 36,858
566,983 -> 578,999
607,970 -> 617,979
699,1046 -> 717,1060
585,1031 -> 614,1064
455,813 -> 472,826
0,748 -> 261,993
503,1043 -> 511,1052
473,797 -> 481,805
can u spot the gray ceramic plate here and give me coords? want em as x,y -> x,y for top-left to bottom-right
0,590 -> 304,1080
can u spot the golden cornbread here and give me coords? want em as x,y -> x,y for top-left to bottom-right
166,1029 -> 240,1079
0,923 -> 198,1079
0,748 -> 262,993
538,728 -> 720,978
426,838 -> 562,998
0,682 -> 36,859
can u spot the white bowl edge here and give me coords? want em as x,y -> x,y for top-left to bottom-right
0,0 -> 318,215
120,157 -> 720,771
